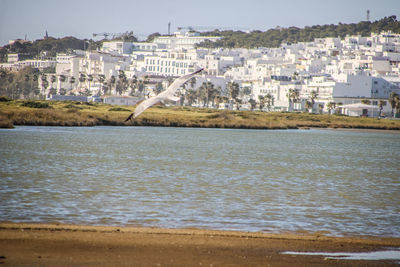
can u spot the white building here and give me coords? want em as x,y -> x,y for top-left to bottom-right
153,31 -> 221,50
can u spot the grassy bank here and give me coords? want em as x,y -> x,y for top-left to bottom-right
1,99 -> 400,130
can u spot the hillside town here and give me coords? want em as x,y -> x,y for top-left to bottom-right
1,30 -> 400,117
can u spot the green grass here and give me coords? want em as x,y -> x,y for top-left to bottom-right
1,99 -> 400,130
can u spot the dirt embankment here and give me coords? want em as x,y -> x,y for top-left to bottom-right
0,223 -> 399,266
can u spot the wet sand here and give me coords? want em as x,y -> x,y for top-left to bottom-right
1,223 -> 400,266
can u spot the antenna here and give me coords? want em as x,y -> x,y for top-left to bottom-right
168,22 -> 171,35
366,9 -> 370,22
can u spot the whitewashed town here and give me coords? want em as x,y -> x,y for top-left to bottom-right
2,29 -> 400,118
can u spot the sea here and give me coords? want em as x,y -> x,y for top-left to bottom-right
0,126 -> 399,237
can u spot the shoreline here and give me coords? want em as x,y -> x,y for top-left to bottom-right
1,222 -> 400,266
1,100 -> 400,131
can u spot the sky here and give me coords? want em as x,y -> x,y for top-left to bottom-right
0,0 -> 399,46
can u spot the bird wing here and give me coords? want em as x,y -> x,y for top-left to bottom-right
133,95 -> 164,118
129,68 -> 203,119
163,68 -> 204,97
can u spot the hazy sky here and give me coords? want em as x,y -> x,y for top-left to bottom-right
1,0 -> 399,46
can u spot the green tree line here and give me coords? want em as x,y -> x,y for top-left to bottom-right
0,31 -> 139,62
0,36 -> 86,62
197,16 -> 400,48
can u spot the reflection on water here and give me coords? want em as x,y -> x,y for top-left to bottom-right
0,126 -> 399,237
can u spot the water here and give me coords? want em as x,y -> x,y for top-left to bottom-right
282,249 -> 400,261
0,126 -> 399,237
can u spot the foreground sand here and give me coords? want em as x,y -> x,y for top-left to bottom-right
1,223 -> 399,266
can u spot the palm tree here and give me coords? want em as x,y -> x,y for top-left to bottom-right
117,70 -> 128,95
87,74 -> 94,94
305,101 -> 313,112
258,95 -> 265,111
51,75 -> 56,90
59,74 -> 66,83
32,74 -> 40,96
40,75 -> 48,98
190,77 -> 196,88
22,74 -> 31,99
198,82 -> 215,107
97,74 -> 106,95
249,99 -> 257,111
69,76 -> 75,90
310,90 -> 318,113
185,89 -> 197,106
227,81 -> 240,107
78,73 -> 86,92
378,100 -> 386,117
155,82 -> 164,94
287,89 -> 299,111
318,103 -> 324,114
265,93 -> 274,111
389,92 -> 399,118
109,75 -> 116,95
6,73 -> 14,99
214,95 -> 222,109
235,98 -> 242,110
327,102 -> 336,115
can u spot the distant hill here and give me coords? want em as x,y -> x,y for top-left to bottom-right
1,16 -> 399,63
0,31 -> 137,63
197,16 -> 400,48
0,36 -> 87,62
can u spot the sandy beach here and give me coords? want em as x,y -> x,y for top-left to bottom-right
0,223 -> 399,266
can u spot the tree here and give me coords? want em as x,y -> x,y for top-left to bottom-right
378,100 -> 386,117
87,74 -> 94,93
310,90 -> 318,112
249,99 -> 257,111
327,102 -> 336,115
318,103 -> 324,114
190,77 -> 197,88
51,75 -> 56,87
227,82 -> 240,101
146,32 -> 161,42
265,93 -> 274,111
361,99 -> 371,105
197,16 -> 400,49
40,75 -> 48,98
287,89 -> 299,111
258,95 -> 266,111
155,82 -> 164,94
242,86 -> 251,96
78,73 -> 86,90
198,81 -> 215,107
59,74 -> 66,83
109,75 -> 116,95
69,76 -> 75,90
97,74 -> 106,95
227,81 -> 240,109
389,92 -> 399,118
116,70 -> 128,95
185,89 -> 197,106
305,101 -> 313,112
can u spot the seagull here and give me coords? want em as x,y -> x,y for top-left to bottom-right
125,68 -> 203,121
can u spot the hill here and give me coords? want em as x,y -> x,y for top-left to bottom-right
197,16 -> 400,48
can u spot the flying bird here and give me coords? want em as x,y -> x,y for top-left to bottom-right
125,68 -> 204,121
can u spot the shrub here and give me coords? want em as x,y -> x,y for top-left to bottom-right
0,96 -> 12,102
108,107 -> 131,112
21,101 -> 51,109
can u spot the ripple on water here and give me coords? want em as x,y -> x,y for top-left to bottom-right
0,126 -> 399,237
